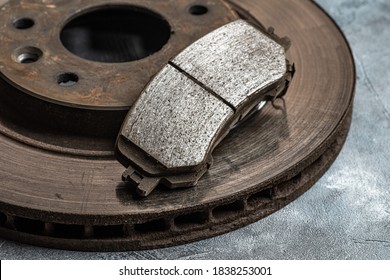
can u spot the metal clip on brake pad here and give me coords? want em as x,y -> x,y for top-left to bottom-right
116,19 -> 294,197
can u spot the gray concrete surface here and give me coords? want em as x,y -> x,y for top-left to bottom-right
1,0 -> 389,259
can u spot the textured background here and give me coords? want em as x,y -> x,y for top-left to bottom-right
1,0 -> 389,259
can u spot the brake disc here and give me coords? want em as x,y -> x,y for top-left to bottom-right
0,0 -> 355,251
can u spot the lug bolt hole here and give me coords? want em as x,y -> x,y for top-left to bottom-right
13,18 -> 35,29
13,46 -> 42,64
189,5 -> 208,15
57,73 -> 79,87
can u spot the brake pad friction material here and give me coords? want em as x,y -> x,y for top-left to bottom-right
122,65 -> 234,169
172,20 -> 287,108
117,19 -> 292,197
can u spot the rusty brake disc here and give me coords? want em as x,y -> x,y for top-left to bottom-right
0,0 -> 355,251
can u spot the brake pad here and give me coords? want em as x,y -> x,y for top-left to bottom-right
116,19 -> 294,197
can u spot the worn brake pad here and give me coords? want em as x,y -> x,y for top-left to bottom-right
116,19 -> 294,197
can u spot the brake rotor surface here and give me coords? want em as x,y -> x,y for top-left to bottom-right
0,0 -> 355,251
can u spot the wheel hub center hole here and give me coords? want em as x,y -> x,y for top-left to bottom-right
60,6 -> 171,63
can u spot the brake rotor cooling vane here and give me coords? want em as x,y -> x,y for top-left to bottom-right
0,0 -> 355,251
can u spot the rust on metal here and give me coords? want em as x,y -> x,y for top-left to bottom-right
0,0 -> 238,156
0,0 -> 355,251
